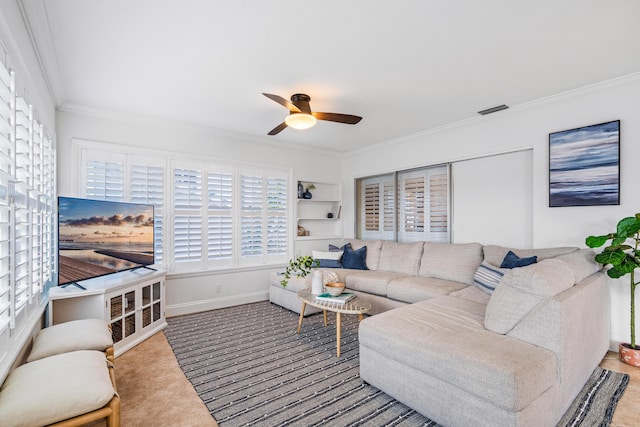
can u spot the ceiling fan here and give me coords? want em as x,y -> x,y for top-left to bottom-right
262,93 -> 362,135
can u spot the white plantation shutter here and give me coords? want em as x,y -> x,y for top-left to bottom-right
358,174 -> 395,240
364,183 -> 380,232
0,62 -> 11,332
173,166 -> 203,265
383,180 -> 395,232
130,161 -> 164,263
357,167 -> 449,243
266,176 -> 287,256
207,169 -> 233,263
429,171 -> 449,235
81,150 -> 125,201
240,172 -> 263,258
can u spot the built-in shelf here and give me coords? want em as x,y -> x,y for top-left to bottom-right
295,180 -> 342,252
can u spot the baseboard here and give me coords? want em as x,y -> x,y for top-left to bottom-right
165,291 -> 269,317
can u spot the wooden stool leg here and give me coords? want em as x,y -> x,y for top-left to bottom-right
336,312 -> 342,357
323,310 -> 328,327
358,313 -> 364,321
297,302 -> 306,334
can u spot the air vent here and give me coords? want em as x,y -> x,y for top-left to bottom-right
477,104 -> 509,115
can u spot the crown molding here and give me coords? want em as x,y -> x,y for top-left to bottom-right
57,102 -> 343,159
346,72 -> 640,156
17,0 -> 66,105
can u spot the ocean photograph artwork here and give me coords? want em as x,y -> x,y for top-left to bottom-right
549,120 -> 620,207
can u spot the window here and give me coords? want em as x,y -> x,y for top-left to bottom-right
0,49 -> 56,347
356,165 -> 450,242
79,144 -> 290,273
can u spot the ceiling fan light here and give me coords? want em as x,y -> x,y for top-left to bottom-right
285,113 -> 317,130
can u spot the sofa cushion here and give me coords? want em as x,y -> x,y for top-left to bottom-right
483,245 -> 578,268
0,350 -> 115,427
555,249 -> 600,283
346,271 -> 411,296
449,285 -> 491,305
346,239 -> 383,271
484,259 -> 575,334
27,319 -> 113,362
500,250 -> 537,268
312,250 -> 343,268
377,241 -> 424,275
473,262 -> 508,294
419,242 -> 483,285
387,276 -> 468,303
330,243 -> 368,270
359,298 -> 557,412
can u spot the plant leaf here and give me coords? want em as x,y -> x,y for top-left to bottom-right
617,217 -> 640,238
607,266 -> 626,279
618,254 -> 640,274
586,235 -> 611,248
595,249 -> 626,266
612,236 -> 629,247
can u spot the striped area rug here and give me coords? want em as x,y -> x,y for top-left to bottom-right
165,301 -> 628,427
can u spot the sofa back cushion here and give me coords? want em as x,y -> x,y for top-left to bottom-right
483,245 -> 578,268
377,241 -> 424,275
346,239 -> 383,270
484,259 -> 575,334
419,242 -> 483,285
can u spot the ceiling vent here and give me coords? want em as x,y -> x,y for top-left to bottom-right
477,104 -> 509,115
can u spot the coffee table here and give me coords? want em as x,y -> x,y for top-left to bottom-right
296,289 -> 372,357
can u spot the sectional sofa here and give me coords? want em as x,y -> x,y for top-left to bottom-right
268,239 -> 610,427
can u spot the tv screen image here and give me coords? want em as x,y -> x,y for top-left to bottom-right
58,197 -> 155,286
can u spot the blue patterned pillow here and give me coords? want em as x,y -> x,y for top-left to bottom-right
330,243 -> 368,270
473,262 -> 507,294
500,250 -> 537,269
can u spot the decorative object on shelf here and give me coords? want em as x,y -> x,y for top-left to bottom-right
586,213 -> 640,366
303,183 -> 315,199
311,270 -> 324,295
549,120 -> 620,207
280,255 -> 319,287
327,212 -> 334,218
297,181 -> 304,199
297,225 -> 306,236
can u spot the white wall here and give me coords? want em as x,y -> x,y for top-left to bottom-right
342,73 -> 640,348
56,108 -> 343,316
452,149 -> 533,247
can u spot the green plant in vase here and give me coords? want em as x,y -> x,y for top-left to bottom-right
586,214 -> 640,366
280,255 -> 319,287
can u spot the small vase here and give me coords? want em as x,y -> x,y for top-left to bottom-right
619,343 -> 640,367
303,190 -> 312,199
297,181 -> 304,199
311,270 -> 323,295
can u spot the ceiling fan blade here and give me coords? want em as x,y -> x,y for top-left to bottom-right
262,93 -> 301,113
268,122 -> 288,135
312,112 -> 362,125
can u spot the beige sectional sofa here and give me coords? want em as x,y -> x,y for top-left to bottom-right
268,239 -> 610,427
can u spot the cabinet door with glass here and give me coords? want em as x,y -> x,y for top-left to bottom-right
107,286 -> 138,345
141,280 -> 163,330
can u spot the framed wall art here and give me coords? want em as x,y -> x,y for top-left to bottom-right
549,120 -> 620,207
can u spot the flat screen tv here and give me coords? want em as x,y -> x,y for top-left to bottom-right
58,197 -> 155,288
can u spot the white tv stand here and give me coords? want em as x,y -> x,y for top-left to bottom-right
48,268 -> 167,356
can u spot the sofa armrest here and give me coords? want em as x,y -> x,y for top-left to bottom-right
506,271 -> 609,415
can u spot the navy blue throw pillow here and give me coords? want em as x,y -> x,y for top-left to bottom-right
500,250 -> 537,269
318,259 -> 341,268
330,243 -> 368,270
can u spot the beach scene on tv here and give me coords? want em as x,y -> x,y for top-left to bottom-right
58,197 -> 155,285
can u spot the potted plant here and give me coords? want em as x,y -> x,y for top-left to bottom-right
280,255 -> 319,287
586,214 -> 640,366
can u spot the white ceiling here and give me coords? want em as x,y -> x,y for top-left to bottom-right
23,0 -> 640,152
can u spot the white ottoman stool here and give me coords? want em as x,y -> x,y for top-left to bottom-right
27,319 -> 114,362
